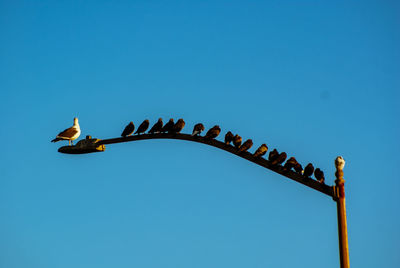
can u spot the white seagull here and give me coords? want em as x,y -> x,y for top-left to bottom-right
335,156 -> 345,170
51,117 -> 81,146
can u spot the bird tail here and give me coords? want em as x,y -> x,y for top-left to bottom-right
51,138 -> 61,142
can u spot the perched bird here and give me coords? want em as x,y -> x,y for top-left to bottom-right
149,118 -> 163,134
224,131 -> 234,145
121,122 -> 135,137
293,162 -> 303,174
192,123 -> 205,136
51,117 -> 81,146
283,157 -> 298,170
161,118 -> 174,133
171,118 -> 185,133
314,168 -> 325,183
253,144 -> 268,157
204,125 -> 221,139
238,139 -> 253,153
335,156 -> 345,170
233,134 -> 242,148
268,149 -> 279,162
335,156 -> 345,179
272,152 -> 287,165
303,163 -> 314,177
135,119 -> 150,135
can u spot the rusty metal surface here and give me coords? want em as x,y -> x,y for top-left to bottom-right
89,133 -> 334,198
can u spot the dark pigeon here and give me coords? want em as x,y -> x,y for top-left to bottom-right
314,168 -> 325,183
149,118 -> 163,134
161,118 -> 174,133
238,139 -> 253,153
224,131 -> 234,145
268,149 -> 279,162
283,157 -> 298,170
204,125 -> 221,139
171,119 -> 185,133
192,123 -> 205,136
121,122 -> 135,137
253,144 -> 268,157
303,163 -> 315,177
135,119 -> 150,135
233,134 -> 242,148
272,152 -> 287,166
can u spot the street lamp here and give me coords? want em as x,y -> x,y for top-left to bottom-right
57,132 -> 350,268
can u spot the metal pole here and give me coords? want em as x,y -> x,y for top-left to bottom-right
56,135 -> 350,267
335,156 -> 350,268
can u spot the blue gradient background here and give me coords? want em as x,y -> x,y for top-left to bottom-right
1,1 -> 399,267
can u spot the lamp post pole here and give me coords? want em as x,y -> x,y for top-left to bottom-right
57,134 -> 350,267
334,157 -> 350,268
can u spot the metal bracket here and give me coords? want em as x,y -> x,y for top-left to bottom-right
58,135 -> 105,154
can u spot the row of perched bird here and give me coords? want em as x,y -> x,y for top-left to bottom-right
121,118 -> 325,184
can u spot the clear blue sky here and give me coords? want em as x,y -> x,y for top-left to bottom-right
1,1 -> 399,267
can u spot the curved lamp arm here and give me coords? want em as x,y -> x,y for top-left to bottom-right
58,133 -> 335,198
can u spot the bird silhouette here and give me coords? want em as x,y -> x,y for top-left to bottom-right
224,131 -> 234,145
238,139 -> 253,153
149,118 -> 163,134
271,152 -> 287,165
293,162 -> 303,174
233,134 -> 242,148
135,119 -> 150,135
204,125 -> 221,139
268,149 -> 279,162
283,157 -> 298,170
314,168 -> 325,183
192,123 -> 205,136
171,118 -> 185,133
303,163 -> 314,177
161,118 -> 174,133
121,122 -> 135,137
253,144 -> 268,157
